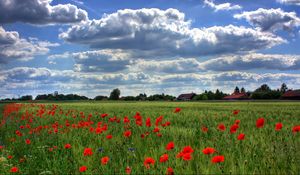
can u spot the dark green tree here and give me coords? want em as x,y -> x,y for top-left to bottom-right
109,88 -> 121,100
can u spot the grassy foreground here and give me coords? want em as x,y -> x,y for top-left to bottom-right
0,101 -> 300,174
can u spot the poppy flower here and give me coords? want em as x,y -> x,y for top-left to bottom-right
83,148 -> 93,156
101,156 -> 109,165
79,166 -> 87,172
10,167 -> 19,173
218,123 -> 226,131
256,118 -> 265,128
166,142 -> 174,150
182,153 -> 192,161
202,147 -> 215,155
101,113 -> 108,118
25,139 -> 31,145
174,107 -> 181,113
202,126 -> 208,132
159,154 -> 169,163
182,146 -> 194,154
237,133 -> 245,140
153,127 -> 160,133
211,155 -> 225,163
167,167 -> 174,175
124,130 -> 132,138
292,125 -> 300,133
157,133 -> 162,137
233,110 -> 240,115
106,135 -> 113,139
234,120 -> 240,125
275,123 -> 283,131
230,124 -> 239,134
155,116 -> 163,126
144,157 -> 155,169
146,118 -> 151,127
8,155 -> 13,159
125,166 -> 131,174
64,144 -> 71,149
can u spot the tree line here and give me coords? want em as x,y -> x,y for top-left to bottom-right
0,83 -> 294,101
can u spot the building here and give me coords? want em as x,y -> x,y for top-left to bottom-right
223,92 -> 249,100
177,93 -> 196,101
281,90 -> 300,100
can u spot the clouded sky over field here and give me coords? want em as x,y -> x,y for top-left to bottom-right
1,0 -> 300,98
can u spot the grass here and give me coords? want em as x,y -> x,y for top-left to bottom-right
0,101 -> 300,174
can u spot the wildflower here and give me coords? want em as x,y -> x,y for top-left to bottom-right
79,166 -> 87,172
166,142 -> 174,150
218,123 -> 226,131
64,144 -> 71,149
7,155 -> 13,159
106,135 -> 113,139
124,130 -> 132,138
83,148 -> 93,156
125,166 -> 131,174
101,113 -> 108,118
202,147 -> 215,155
233,110 -> 240,115
174,107 -> 181,113
182,153 -> 192,161
101,156 -> 109,165
211,155 -> 224,163
230,124 -> 239,134
256,118 -> 265,128
292,125 -> 300,133
10,167 -> 19,173
237,133 -> 245,140
159,154 -> 168,163
202,126 -> 208,132
167,167 -> 174,175
146,118 -> 151,127
275,123 -> 283,131
25,139 -> 31,145
144,157 -> 155,169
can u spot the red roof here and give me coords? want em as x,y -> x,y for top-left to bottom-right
224,92 -> 248,99
282,90 -> 300,97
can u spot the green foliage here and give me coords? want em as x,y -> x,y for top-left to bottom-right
109,88 -> 121,100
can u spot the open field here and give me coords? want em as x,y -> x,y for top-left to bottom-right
0,101 -> 300,174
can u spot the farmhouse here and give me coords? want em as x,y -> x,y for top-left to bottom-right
281,90 -> 300,100
223,92 -> 249,100
177,93 -> 196,101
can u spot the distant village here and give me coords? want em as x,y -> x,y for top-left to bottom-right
1,83 -> 300,101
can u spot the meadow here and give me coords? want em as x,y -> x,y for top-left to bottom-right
0,101 -> 299,174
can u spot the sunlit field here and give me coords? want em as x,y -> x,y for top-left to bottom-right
0,101 -> 300,174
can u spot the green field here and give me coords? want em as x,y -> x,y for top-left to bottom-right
0,101 -> 300,174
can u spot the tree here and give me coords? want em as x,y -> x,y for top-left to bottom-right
241,87 -> 246,93
109,88 -> 121,100
255,84 -> 271,92
280,83 -> 288,93
234,86 -> 240,93
94,95 -> 108,101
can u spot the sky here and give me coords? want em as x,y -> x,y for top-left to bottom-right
1,0 -> 300,99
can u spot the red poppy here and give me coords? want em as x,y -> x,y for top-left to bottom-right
64,144 -> 71,149
211,155 -> 225,163
275,123 -> 283,131
157,133 -> 162,137
218,123 -> 226,131
25,139 -> 31,145
292,125 -> 300,133
230,124 -> 239,134
153,127 -> 160,133
144,157 -> 155,169
83,148 -> 93,156
79,166 -> 87,172
234,120 -> 240,125
166,142 -> 174,150
202,126 -> 208,132
7,155 -> 13,159
101,156 -> 109,165
182,146 -> 194,154
167,167 -> 174,175
155,116 -> 163,126
101,113 -> 108,118
202,147 -> 215,155
237,133 -> 245,140
125,166 -> 131,174
106,135 -> 113,139
123,116 -> 130,124
182,153 -> 192,161
146,118 -> 151,127
174,107 -> 181,113
159,154 -> 169,163
124,130 -> 132,138
233,110 -> 240,115
10,167 -> 19,173
256,118 -> 265,128
0,145 -> 3,150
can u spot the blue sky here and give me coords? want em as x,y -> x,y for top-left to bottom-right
1,0 -> 300,98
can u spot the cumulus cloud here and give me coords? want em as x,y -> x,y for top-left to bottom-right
0,0 -> 88,25
200,53 -> 300,71
234,8 -> 300,32
60,8 -> 285,57
277,0 -> 300,5
203,0 -> 242,12
0,27 -> 59,63
49,49 -> 132,72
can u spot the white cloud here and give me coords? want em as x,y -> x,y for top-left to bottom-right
277,0 -> 300,5
60,8 -> 285,57
234,8 -> 300,32
0,26 -> 59,63
0,0 -> 88,25
203,0 -> 242,12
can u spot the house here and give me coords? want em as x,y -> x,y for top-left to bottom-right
177,93 -> 196,101
281,90 -> 300,100
223,92 -> 249,100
